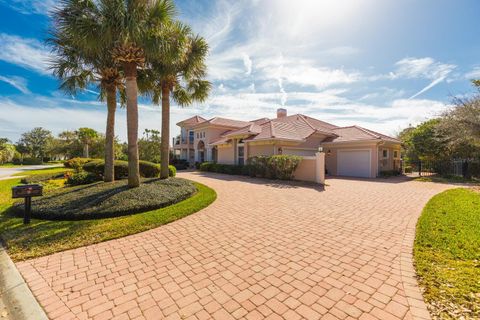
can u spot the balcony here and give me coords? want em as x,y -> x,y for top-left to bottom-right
173,135 -> 194,148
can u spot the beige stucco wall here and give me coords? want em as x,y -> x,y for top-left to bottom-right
324,144 -> 379,178
248,144 -> 275,158
217,145 -> 235,164
293,157 -> 317,182
378,145 -> 402,172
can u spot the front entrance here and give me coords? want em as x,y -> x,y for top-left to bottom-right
197,141 -> 205,163
237,141 -> 245,165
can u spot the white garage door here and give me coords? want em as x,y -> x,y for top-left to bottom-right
337,150 -> 371,178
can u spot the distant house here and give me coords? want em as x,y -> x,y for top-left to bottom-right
173,109 -> 401,178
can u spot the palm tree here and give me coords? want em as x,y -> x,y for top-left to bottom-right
144,23 -> 211,179
50,0 -> 176,188
49,3 -> 122,182
76,128 -> 99,158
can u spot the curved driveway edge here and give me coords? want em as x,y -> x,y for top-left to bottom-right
16,173 -> 453,320
0,245 -> 48,320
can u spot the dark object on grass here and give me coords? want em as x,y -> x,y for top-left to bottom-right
12,178 -> 196,220
12,184 -> 43,224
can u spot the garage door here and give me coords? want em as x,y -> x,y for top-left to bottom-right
337,150 -> 371,178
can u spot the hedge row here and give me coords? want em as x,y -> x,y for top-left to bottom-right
199,155 -> 302,180
83,159 -> 176,179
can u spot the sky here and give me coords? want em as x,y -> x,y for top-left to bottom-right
1,0 -> 480,143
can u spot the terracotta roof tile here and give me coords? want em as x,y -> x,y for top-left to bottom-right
176,115 -> 206,126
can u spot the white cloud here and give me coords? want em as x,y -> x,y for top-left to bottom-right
390,57 -> 456,99
242,53 -> 252,75
465,66 -> 480,80
0,76 -> 30,94
0,0 -> 56,15
0,33 -> 52,75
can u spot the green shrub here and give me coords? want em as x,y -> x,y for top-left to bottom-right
66,171 -> 101,186
13,178 -> 197,220
83,160 -> 175,179
64,158 -> 96,171
15,157 -> 43,165
404,166 -> 413,173
170,158 -> 189,170
21,172 -> 65,184
379,170 -> 401,177
200,155 -> 301,180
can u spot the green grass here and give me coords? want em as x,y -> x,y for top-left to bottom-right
0,163 -> 18,168
414,188 -> 480,319
0,169 -> 216,261
414,175 -> 480,184
12,166 -> 68,177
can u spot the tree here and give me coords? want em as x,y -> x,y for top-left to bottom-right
17,128 -> 53,161
398,119 -> 447,161
0,138 -> 17,164
138,129 -> 162,163
145,23 -> 211,178
76,128 -> 99,158
50,2 -> 124,182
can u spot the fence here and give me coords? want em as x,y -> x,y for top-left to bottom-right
403,159 -> 480,178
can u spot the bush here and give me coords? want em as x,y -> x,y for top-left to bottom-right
83,160 -> 175,179
21,172 -> 65,184
64,158 -> 96,170
200,155 -> 302,180
66,171 -> 101,186
170,158 -> 189,170
379,170 -> 401,177
404,166 -> 413,173
14,157 -> 43,165
13,178 -> 197,220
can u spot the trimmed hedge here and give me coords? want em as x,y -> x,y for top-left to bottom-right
83,159 -> 176,179
199,155 -> 302,180
21,172 -> 65,184
12,178 -> 197,220
64,157 -> 97,170
66,171 -> 101,186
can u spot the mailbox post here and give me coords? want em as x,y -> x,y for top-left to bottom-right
12,184 -> 43,224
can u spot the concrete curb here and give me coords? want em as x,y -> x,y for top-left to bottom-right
0,245 -> 48,320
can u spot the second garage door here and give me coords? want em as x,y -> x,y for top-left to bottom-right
337,150 -> 372,178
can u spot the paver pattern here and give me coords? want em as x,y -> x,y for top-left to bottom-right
16,172 -> 453,319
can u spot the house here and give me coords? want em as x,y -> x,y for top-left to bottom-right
173,109 -> 401,178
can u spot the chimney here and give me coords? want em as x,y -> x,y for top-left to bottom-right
277,108 -> 287,118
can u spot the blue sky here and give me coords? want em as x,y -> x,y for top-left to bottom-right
1,0 -> 480,142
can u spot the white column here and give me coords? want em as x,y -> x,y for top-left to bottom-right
206,147 -> 212,162
315,152 -> 325,184
194,148 -> 198,162
186,148 -> 190,162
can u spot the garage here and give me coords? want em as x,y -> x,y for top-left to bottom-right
337,150 -> 371,178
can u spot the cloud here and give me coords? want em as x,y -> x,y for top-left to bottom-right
0,0 -> 56,15
0,33 -> 52,75
465,66 -> 480,80
0,76 -> 30,94
390,57 -> 456,99
242,53 -> 252,75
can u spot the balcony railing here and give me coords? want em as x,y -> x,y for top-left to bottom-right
173,136 -> 194,146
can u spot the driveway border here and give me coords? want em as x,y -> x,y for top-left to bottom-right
0,245 -> 48,320
400,206 -> 431,320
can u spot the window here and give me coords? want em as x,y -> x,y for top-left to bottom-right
237,139 -> 245,165
382,149 -> 389,159
393,150 -> 398,159
189,131 -> 194,143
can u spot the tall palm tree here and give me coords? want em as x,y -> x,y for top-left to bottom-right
49,3 -> 122,182
51,0 -> 176,188
145,23 -> 211,179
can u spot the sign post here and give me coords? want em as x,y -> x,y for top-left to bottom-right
12,184 -> 43,224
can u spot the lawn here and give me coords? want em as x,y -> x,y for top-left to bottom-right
414,188 -> 480,319
0,168 -> 216,261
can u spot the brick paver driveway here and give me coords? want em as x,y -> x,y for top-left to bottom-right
16,172 -> 453,320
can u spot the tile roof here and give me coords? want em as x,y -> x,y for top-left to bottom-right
176,115 -> 206,127
193,117 -> 252,129
325,126 -> 400,143
181,113 -> 400,145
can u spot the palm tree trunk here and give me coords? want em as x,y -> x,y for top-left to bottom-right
104,86 -> 117,182
84,144 -> 89,158
160,85 -> 170,179
124,63 -> 140,188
